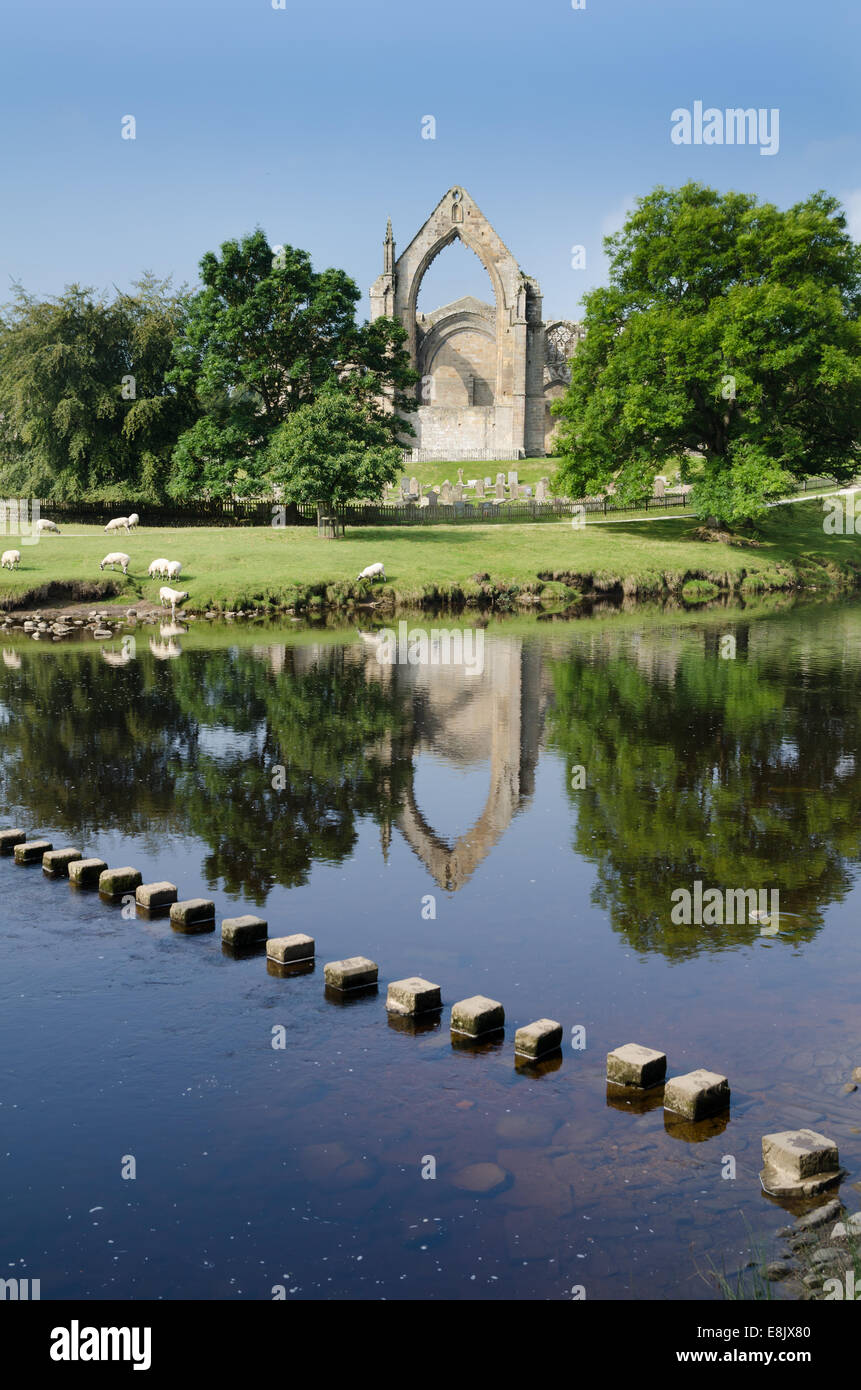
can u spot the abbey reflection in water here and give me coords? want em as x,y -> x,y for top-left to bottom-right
1,603 -> 860,951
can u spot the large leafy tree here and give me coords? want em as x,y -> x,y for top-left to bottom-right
168,229 -> 416,497
552,184 -> 861,524
265,383 -> 404,533
0,275 -> 194,499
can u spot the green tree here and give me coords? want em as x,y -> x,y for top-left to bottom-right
264,383 -> 404,534
0,276 -> 194,500
552,184 -> 861,524
168,230 -> 415,498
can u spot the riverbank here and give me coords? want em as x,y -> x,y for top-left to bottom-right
0,499 -> 858,615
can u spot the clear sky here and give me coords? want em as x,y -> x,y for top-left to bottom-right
1,0 -> 858,322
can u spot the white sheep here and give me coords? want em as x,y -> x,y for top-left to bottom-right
356,561 -> 386,582
148,558 -> 169,578
127,512 -> 140,530
36,519 -> 60,534
165,560 -> 182,581
100,552 -> 130,574
1,549 -> 21,570
104,516 -> 130,534
159,585 -> 188,615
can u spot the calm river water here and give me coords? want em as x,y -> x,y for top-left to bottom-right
1,595 -> 859,1300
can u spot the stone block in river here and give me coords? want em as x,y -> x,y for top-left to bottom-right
14,839 -> 53,864
514,1018 -> 563,1059
99,866 -> 143,897
42,848 -> 83,875
267,934 -> 315,964
222,914 -> 268,947
170,898 -> 215,928
450,994 -> 504,1038
68,857 -> 108,886
386,976 -> 442,1016
663,1068 -> 730,1120
136,881 -> 178,910
0,828 -> 27,853
760,1129 -> 843,1196
607,1043 -> 667,1088
323,956 -> 378,990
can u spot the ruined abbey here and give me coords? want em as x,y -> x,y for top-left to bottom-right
370,186 -> 583,462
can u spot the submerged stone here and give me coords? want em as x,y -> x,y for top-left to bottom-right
663,1068 -> 730,1120
14,839 -> 53,864
69,857 -> 108,886
514,1018 -> 563,1059
0,828 -> 27,853
42,848 -> 83,875
267,934 -> 315,964
607,1043 -> 667,1088
450,995 -> 504,1038
222,914 -> 268,947
451,1162 -> 509,1194
386,976 -> 442,1016
324,956 -> 378,990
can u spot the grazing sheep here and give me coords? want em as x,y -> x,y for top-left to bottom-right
159,585 -> 188,615
148,558 -> 169,578
127,512 -> 140,530
100,552 -> 130,575
356,561 -> 386,582
1,549 -> 21,570
36,518 -> 60,534
104,516 -> 130,534
165,560 -> 182,581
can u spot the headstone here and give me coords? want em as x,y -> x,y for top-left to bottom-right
409,475 -> 419,498
654,476 -> 665,498
484,476 -> 492,487
523,484 -> 533,498
536,478 -> 548,503
457,468 -> 464,485
474,478 -> 485,498
495,476 -> 505,500
425,486 -> 437,509
508,469 -> 519,490
440,480 -> 453,504
453,483 -> 463,501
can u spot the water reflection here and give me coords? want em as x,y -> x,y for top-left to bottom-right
2,601 -> 861,953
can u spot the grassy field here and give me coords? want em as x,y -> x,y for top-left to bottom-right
0,499 -> 858,612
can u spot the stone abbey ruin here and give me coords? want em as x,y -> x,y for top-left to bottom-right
370,186 -> 583,462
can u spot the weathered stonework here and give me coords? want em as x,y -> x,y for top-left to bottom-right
370,187 -> 581,460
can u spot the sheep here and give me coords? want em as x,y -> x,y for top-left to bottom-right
127,512 -> 140,530
104,516 -> 130,534
148,558 -> 169,578
35,518 -> 60,534
159,585 -> 188,615
356,561 -> 386,582
165,560 -> 182,581
1,549 -> 21,570
100,552 -> 130,575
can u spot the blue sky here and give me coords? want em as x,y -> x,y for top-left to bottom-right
1,0 -> 858,322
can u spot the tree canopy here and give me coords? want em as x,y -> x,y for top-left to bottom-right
552,184 -> 861,524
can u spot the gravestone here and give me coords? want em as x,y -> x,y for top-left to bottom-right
508,470 -> 519,490
457,468 -> 464,485
440,480 -> 453,504
495,476 -> 505,500
475,478 -> 485,497
523,484 -> 533,498
536,478 -> 548,502
484,476 -> 492,487
453,483 -> 464,501
654,476 -> 665,497
410,475 -> 419,498
425,486 -> 438,509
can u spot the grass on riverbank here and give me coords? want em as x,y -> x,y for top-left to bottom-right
0,498 -> 858,613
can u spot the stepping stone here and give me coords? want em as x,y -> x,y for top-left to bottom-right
42,848 -> 83,875
607,1043 -> 667,1088
514,1018 -> 563,1059
663,1069 -> 730,1120
222,914 -> 268,947
324,957 -> 378,990
450,995 -> 504,1038
14,839 -> 53,864
760,1129 -> 843,1196
267,934 -> 315,964
386,976 -> 442,1016
170,899 -> 216,928
136,881 -> 178,910
99,866 -> 143,896
69,857 -> 108,886
0,829 -> 27,853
